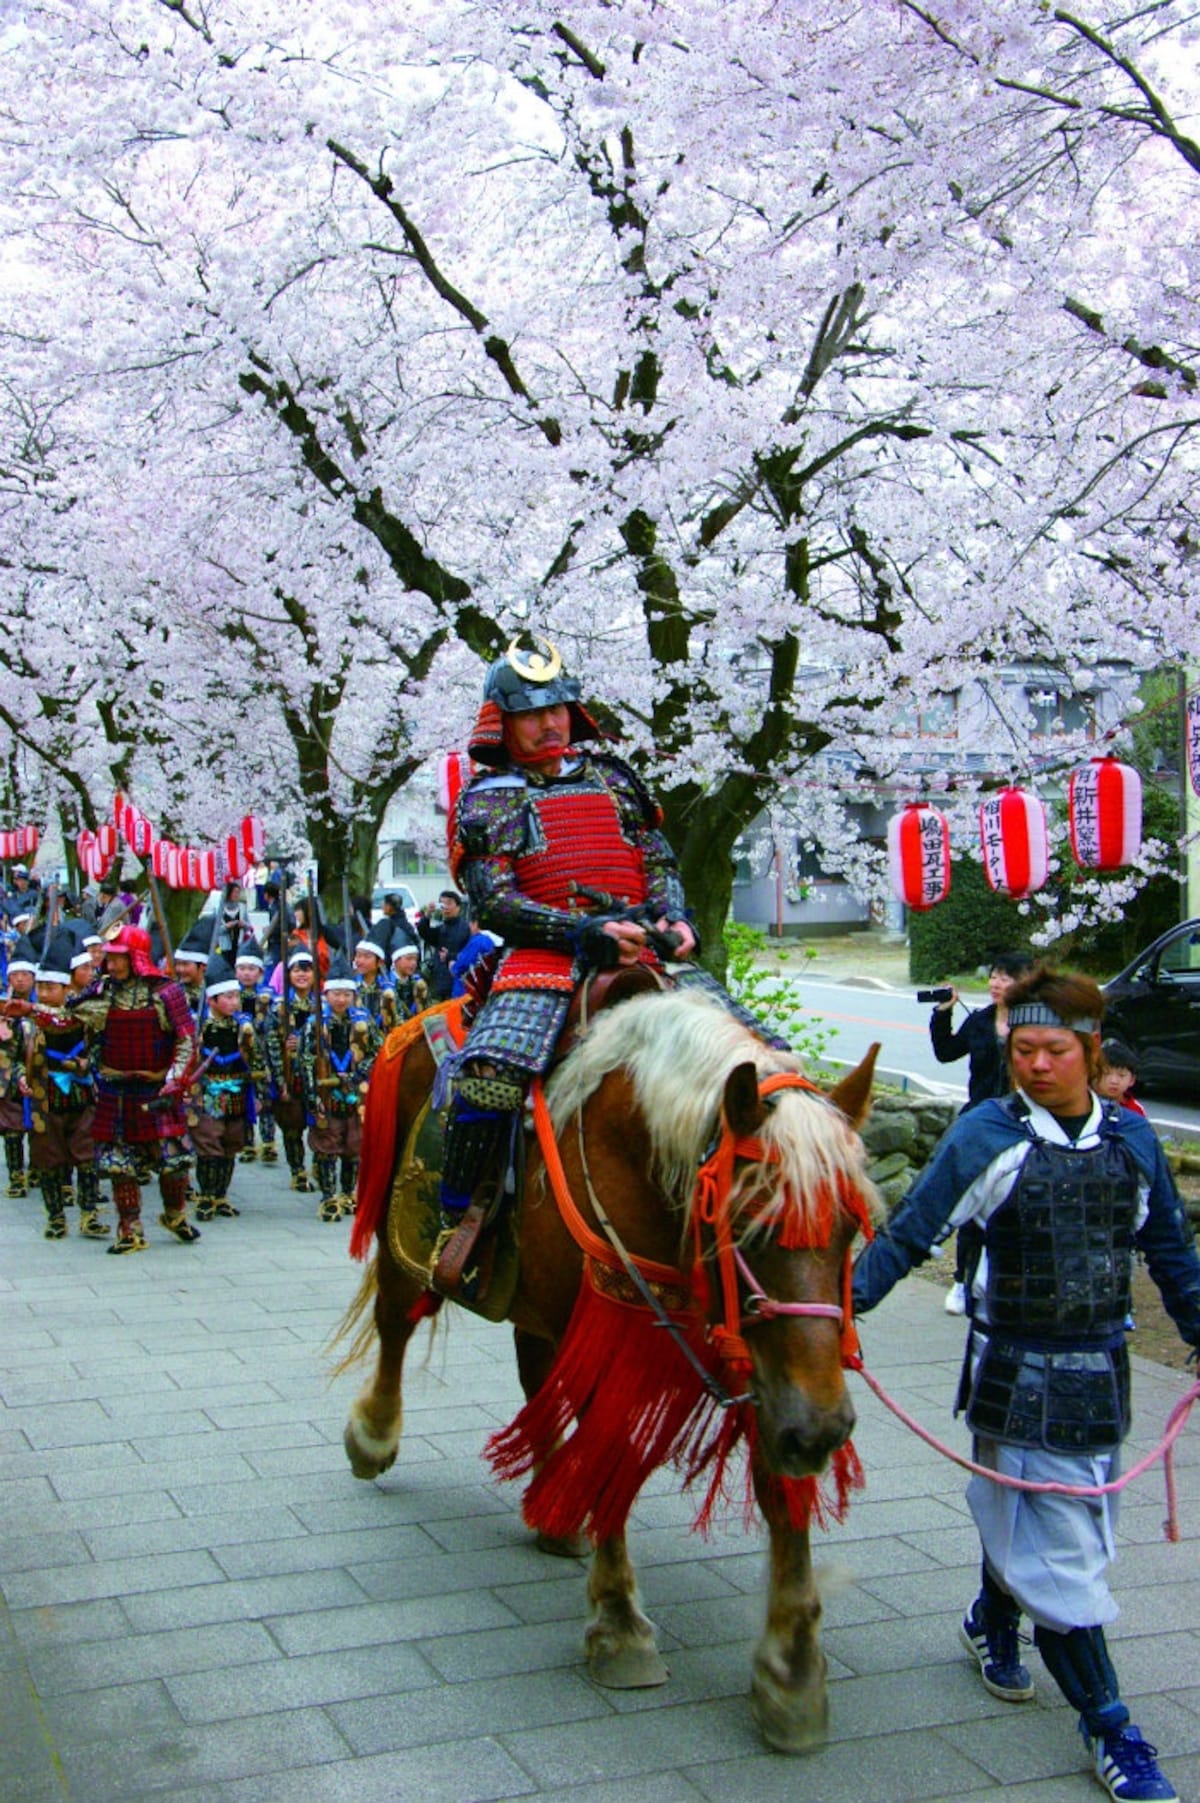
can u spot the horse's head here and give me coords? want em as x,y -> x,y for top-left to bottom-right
715,1046 -> 880,1479
546,993 -> 880,1482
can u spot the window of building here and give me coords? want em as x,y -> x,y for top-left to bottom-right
1026,686 -> 1093,739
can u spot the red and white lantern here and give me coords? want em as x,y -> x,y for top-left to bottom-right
166,847 -> 183,889
979,787 -> 1049,899
888,803 -> 951,911
224,834 -> 244,882
437,751 -> 472,817
97,822 -> 117,860
1068,756 -> 1142,871
151,839 -> 173,881
128,812 -> 154,858
240,814 -> 264,867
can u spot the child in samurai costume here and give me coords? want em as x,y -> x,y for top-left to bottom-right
353,934 -> 398,1034
234,936 -> 279,1165
389,944 -> 428,1020
298,953 -> 381,1223
20,931 -> 107,1239
263,946 -> 318,1191
188,954 -> 257,1221
0,933 -> 38,1197
67,924 -> 200,1254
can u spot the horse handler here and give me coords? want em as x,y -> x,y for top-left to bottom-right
852,965 -> 1200,1803
67,924 -> 200,1254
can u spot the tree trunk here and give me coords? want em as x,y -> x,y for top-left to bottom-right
660,784 -> 747,984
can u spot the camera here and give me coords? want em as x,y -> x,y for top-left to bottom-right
917,986 -> 954,1005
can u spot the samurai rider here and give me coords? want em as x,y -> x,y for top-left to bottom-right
297,952 -> 381,1223
263,945 -> 318,1192
188,954 -> 257,1221
0,932 -> 37,1197
234,935 -> 279,1166
67,923 -> 200,1254
438,634 -> 776,1258
852,965 -> 1200,1803
17,931 -> 107,1240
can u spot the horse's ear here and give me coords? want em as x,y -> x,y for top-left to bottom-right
827,1043 -> 880,1129
722,1061 -> 764,1138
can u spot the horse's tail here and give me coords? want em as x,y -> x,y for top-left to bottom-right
326,1255 -> 379,1378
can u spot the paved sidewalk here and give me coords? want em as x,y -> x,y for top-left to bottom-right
2,1159 -> 1199,1803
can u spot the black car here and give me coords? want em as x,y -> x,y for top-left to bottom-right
1102,918 -> 1200,1097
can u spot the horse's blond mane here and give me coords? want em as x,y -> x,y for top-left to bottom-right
545,989 -> 878,1236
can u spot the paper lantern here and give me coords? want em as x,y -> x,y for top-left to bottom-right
225,834 -> 245,882
166,847 -> 183,889
1187,692 -> 1200,800
437,751 -> 472,816
979,787 -> 1049,898
888,803 -> 951,910
0,831 -> 11,860
128,813 -> 154,858
1069,756 -> 1142,871
198,849 -> 218,892
240,814 -> 264,865
97,822 -> 117,859
151,840 -> 173,880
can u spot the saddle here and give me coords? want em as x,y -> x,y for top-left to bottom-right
400,965 -> 668,1309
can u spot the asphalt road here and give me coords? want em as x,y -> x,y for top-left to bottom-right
789,975 -> 1200,1143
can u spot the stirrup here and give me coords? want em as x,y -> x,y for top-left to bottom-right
432,1202 -> 493,1302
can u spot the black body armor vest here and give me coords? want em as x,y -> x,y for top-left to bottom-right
964,1129 -> 1138,1454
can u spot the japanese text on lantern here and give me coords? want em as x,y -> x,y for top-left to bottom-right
920,812 -> 944,887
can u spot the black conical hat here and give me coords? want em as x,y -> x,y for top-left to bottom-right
7,934 -> 38,974
235,934 -> 264,966
37,931 -> 76,983
204,952 -> 240,996
177,917 -> 214,962
324,951 -> 357,990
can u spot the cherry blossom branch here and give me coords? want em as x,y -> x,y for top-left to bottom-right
326,138 -> 563,448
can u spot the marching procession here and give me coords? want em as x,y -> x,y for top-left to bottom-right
0,874 -> 438,1251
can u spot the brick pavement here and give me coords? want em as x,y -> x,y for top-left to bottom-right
2,1156 -> 1199,1802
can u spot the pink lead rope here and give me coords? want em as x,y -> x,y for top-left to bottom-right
846,1352 -> 1200,1543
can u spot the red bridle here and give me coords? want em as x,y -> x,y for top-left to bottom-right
531,1069 -> 873,1399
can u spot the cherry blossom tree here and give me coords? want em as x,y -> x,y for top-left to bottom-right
0,1 -> 1194,950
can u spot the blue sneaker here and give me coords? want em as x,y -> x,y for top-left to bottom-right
1086,1724 -> 1177,1802
959,1598 -> 1034,1701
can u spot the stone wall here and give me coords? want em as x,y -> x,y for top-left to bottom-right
860,1089 -> 958,1212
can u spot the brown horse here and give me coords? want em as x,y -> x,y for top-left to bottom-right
337,987 -> 878,1752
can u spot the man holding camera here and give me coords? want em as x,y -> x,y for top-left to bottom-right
415,891 -> 471,1003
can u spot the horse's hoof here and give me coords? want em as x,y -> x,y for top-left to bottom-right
535,1529 -> 589,1559
588,1645 -> 670,1689
750,1680 -> 828,1753
343,1420 -> 398,1481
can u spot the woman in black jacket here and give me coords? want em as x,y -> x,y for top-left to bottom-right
929,950 -> 1035,1108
